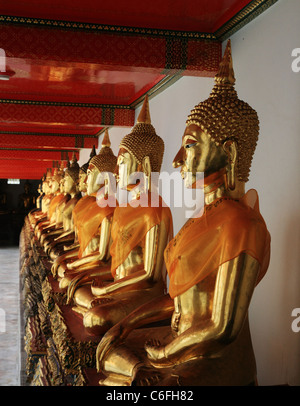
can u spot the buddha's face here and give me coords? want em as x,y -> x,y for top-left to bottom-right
42,181 -> 47,194
117,148 -> 140,190
86,164 -> 102,195
64,173 -> 75,194
173,124 -> 227,188
79,170 -> 87,193
51,179 -> 60,193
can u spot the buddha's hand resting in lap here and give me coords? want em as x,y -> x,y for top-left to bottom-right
145,339 -> 174,368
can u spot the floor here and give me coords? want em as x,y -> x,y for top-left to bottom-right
0,246 -> 21,386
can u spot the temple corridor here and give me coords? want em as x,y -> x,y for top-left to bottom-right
0,247 -> 21,386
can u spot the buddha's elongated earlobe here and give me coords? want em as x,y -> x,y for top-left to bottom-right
223,140 -> 237,191
142,155 -> 152,193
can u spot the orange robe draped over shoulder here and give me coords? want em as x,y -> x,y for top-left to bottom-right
72,194 -> 95,230
110,192 -> 173,278
165,189 -> 271,299
48,193 -> 65,220
76,194 -> 115,258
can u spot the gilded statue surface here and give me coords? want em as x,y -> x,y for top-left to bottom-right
34,165 -> 69,241
29,169 -> 54,227
65,96 -> 173,339
41,156 -> 81,258
50,146 -> 97,279
95,40 -> 271,386
55,132 -> 117,292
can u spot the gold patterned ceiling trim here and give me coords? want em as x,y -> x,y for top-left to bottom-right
0,74 -> 182,111
0,1 -> 278,41
215,0 -> 279,40
0,98 -> 131,109
0,14 -> 216,40
0,130 -> 99,138
0,147 -> 77,151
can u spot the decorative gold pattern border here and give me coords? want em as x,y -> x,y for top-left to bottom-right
0,14 -> 216,40
0,130 -> 99,138
0,75 -> 181,112
0,98 -> 131,110
0,147 -> 77,152
215,0 -> 279,40
0,0 -> 278,41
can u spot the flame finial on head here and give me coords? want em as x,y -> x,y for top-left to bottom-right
65,152 -> 80,181
102,128 -> 111,147
89,129 -> 117,173
137,94 -> 151,124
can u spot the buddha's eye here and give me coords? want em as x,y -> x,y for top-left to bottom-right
185,142 -> 197,149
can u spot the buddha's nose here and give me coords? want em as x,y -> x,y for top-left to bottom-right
173,146 -> 184,168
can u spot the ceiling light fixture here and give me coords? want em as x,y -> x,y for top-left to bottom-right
0,68 -> 15,81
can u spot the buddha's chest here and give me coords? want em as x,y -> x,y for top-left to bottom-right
171,271 -> 217,335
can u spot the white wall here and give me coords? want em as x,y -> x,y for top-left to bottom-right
228,0 -> 300,386
79,0 -> 300,385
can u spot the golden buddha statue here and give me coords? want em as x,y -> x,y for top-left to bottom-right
69,95 -> 173,336
50,146 -> 96,261
48,171 -> 70,231
47,164 -> 66,223
35,166 -> 65,240
28,176 -> 44,225
45,154 -> 82,258
54,131 -> 117,291
95,40 -> 271,386
40,169 -> 54,215
29,169 -> 53,227
37,166 -> 69,242
36,182 -> 44,210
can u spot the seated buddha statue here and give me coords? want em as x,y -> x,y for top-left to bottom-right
50,146 -> 97,266
45,171 -> 70,235
51,135 -> 117,289
34,181 -> 44,211
69,95 -> 173,336
55,131 -> 117,291
39,161 -> 73,247
48,167 -> 66,217
37,166 -> 69,243
39,169 -> 53,215
35,166 -> 65,240
30,169 -> 53,227
28,176 -> 44,225
45,154 -> 82,258
95,40 -> 271,387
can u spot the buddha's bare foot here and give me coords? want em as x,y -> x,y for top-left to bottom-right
132,366 -> 161,386
90,296 -> 114,308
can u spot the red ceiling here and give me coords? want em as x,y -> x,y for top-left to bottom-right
0,0 -> 253,32
0,0 -> 274,179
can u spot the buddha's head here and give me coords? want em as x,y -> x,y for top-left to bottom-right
173,40 -> 259,193
87,130 -> 117,196
50,167 -> 64,194
64,153 -> 80,194
118,94 -> 164,192
79,146 -> 96,194
43,169 -> 52,194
